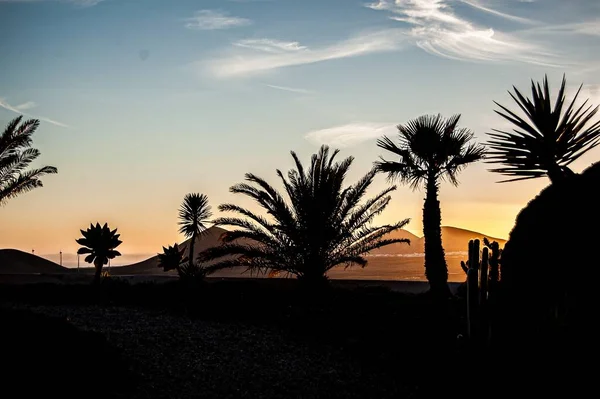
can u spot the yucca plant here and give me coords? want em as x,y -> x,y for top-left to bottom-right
178,193 -> 212,272
0,116 -> 57,205
486,74 -> 600,183
200,145 -> 411,287
76,222 -> 122,284
375,114 -> 486,297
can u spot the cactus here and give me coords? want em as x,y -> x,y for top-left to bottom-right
462,238 -> 503,348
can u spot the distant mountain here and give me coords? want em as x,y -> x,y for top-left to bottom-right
368,226 -> 506,255
0,249 -> 72,274
112,225 -> 506,275
112,226 -> 247,276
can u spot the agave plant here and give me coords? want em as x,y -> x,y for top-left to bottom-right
76,222 -> 122,284
375,114 -> 486,297
0,116 -> 57,205
200,145 -> 411,286
486,74 -> 600,183
157,243 -> 188,274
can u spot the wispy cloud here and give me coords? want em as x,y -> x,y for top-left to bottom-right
365,0 -> 559,66
305,122 -> 397,148
0,98 -> 69,128
234,39 -> 307,53
15,101 -> 37,111
265,84 -> 314,94
460,1 -> 538,25
0,0 -> 106,6
185,10 -> 251,30
205,29 -> 407,78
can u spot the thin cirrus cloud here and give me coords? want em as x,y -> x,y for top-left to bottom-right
0,0 -> 105,5
265,84 -> 314,94
204,29 -> 407,78
365,0 -> 560,66
185,9 -> 252,30
0,98 -> 69,128
304,122 -> 397,148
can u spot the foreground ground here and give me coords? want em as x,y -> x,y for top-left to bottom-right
2,278 -> 591,398
1,280 -> 462,399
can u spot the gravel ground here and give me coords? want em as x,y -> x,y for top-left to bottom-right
4,304 -> 411,399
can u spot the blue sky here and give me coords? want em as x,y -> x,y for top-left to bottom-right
1,0 -> 600,262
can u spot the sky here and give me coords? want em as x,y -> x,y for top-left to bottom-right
1,0 -> 600,265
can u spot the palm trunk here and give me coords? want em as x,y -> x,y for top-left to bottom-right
423,173 -> 450,297
93,259 -> 103,285
548,163 -> 575,184
188,231 -> 196,271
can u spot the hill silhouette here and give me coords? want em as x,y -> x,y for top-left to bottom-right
112,226 -> 248,276
369,226 -> 506,255
1,226 -> 506,276
113,225 -> 506,275
0,249 -> 71,274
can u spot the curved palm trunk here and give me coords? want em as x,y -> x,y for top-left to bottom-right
93,259 -> 103,285
422,174 -> 450,297
188,231 -> 196,271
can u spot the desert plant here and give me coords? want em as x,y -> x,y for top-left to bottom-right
178,193 -> 212,272
376,114 -> 486,297
76,223 -> 122,284
0,116 -> 57,205
157,243 -> 188,275
200,145 -> 411,287
486,74 -> 600,183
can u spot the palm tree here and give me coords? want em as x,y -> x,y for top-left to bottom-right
200,145 -> 411,286
486,74 -> 600,183
0,116 -> 57,205
178,193 -> 212,272
76,222 -> 122,284
157,243 -> 188,275
375,114 -> 486,297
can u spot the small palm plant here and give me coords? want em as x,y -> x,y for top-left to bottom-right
157,243 -> 188,275
76,223 -> 122,284
200,145 -> 411,287
178,193 -> 212,273
0,116 -> 57,205
486,74 -> 600,183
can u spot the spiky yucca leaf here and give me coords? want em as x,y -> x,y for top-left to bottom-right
486,74 -> 600,183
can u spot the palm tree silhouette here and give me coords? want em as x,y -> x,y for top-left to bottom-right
375,114 -> 486,297
200,145 -> 410,286
76,222 -> 122,284
0,116 -> 57,205
178,193 -> 212,273
486,74 -> 600,183
157,243 -> 188,276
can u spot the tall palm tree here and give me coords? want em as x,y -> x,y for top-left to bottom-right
486,74 -> 600,183
157,243 -> 188,275
0,116 -> 57,205
200,145 -> 411,286
76,222 -> 122,284
375,114 -> 486,297
178,193 -> 212,272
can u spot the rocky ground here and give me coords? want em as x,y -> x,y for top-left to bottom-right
2,303 -> 413,399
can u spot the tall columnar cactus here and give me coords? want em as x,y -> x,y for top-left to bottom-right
461,238 -> 503,347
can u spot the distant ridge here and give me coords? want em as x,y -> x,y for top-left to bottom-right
0,249 -> 71,274
1,226 -> 507,276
